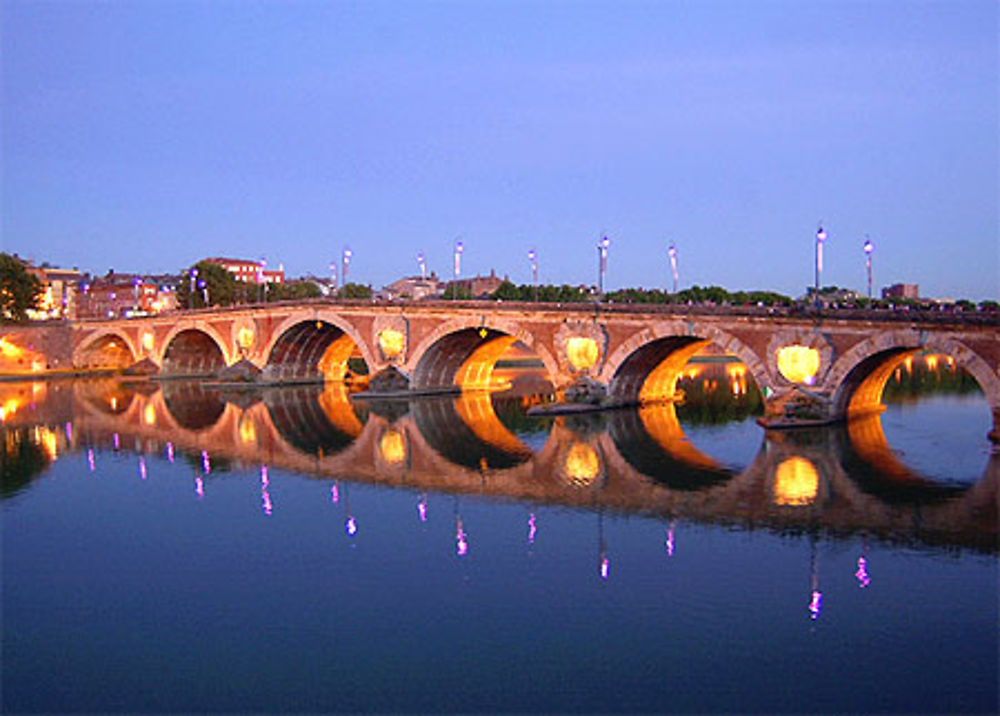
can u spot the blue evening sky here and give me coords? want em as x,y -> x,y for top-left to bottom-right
2,0 -> 997,299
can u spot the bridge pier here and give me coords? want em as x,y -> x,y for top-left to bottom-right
990,407 -> 1000,444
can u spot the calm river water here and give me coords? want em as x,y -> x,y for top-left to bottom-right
2,358 -> 997,713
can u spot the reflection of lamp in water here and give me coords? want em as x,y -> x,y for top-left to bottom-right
665,520 -> 676,557
598,511 -> 609,581
417,494 -> 428,523
201,450 -> 211,475
239,415 -> 257,445
138,456 -> 147,481
195,477 -> 205,499
528,512 -> 537,545
261,465 -> 272,516
87,448 -> 95,472
113,432 -> 120,451
331,482 -> 339,504
379,428 -> 407,464
774,456 -> 819,506
855,538 -> 870,588
808,536 -> 822,621
455,499 -> 468,557
564,441 -> 601,487
166,442 -> 175,463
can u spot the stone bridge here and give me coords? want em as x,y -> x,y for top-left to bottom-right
4,299 -> 999,437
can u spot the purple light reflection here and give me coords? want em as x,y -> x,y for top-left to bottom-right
456,519 -> 468,556
65,422 -> 72,442
808,590 -> 822,620
195,477 -> 205,499
201,450 -> 211,475
331,484 -> 339,504
528,513 -> 537,544
600,555 -> 610,581
855,557 -> 870,588
346,516 -> 357,537
665,522 -> 675,557
87,448 -> 95,472
112,433 -> 120,451
417,498 -> 428,522
138,457 -> 147,480
166,442 -> 174,463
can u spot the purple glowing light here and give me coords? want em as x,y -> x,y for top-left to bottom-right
665,525 -> 675,557
262,488 -> 273,516
346,516 -> 357,537
260,465 -> 269,488
87,448 -> 95,472
808,590 -> 822,620
201,450 -> 211,475
528,513 -> 537,544
600,556 -> 610,581
417,499 -> 428,522
166,442 -> 174,463
113,432 -> 120,451
139,457 -> 147,481
456,520 -> 468,556
195,477 -> 205,499
855,557 -> 870,588
65,422 -> 73,441
331,484 -> 339,503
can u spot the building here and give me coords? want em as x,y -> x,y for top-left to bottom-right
78,272 -> 178,319
446,269 -> 507,298
882,283 -> 919,300
24,264 -> 83,320
380,272 -> 445,300
204,257 -> 285,285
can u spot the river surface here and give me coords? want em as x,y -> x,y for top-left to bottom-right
2,358 -> 997,713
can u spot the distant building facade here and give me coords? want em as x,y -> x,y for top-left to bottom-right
204,257 -> 285,285
78,272 -> 178,319
381,272 -> 445,300
447,269 -> 507,298
882,283 -> 919,300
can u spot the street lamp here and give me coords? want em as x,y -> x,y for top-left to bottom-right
258,257 -> 267,303
197,279 -> 208,306
342,248 -> 352,287
597,236 -> 610,299
417,252 -> 426,280
453,241 -> 463,280
528,249 -> 538,302
863,237 -> 874,300
668,244 -> 679,294
189,268 -> 198,307
814,225 -> 826,308
328,260 -> 337,296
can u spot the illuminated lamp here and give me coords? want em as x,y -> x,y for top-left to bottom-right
776,345 -> 820,384
566,337 -> 599,371
378,329 -> 404,359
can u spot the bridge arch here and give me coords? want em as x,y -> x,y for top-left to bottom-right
827,331 -> 1000,420
74,329 -> 138,371
602,321 -> 772,404
261,312 -> 375,383
406,316 -> 560,392
159,324 -> 229,376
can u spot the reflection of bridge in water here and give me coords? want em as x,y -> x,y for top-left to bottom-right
6,379 -> 996,553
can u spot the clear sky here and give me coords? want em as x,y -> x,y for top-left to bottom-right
2,0 -> 997,299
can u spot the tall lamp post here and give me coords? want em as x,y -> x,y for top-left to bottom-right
668,244 -> 679,294
417,252 -> 427,280
863,237 -> 874,300
814,225 -> 826,308
342,248 -> 352,288
597,236 -> 610,299
328,261 -> 337,296
528,249 -> 538,302
453,241 -> 463,280
189,268 -> 198,308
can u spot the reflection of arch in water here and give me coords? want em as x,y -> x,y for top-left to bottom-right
78,379 -> 139,416
408,318 -> 560,392
829,334 -> 999,422
161,329 -> 227,376
411,393 -> 534,470
263,318 -> 370,384
838,414 -> 975,504
265,384 -> 367,458
74,331 -> 137,371
608,403 -> 736,490
161,383 -> 227,431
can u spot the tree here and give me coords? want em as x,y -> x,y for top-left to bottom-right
267,281 -> 322,302
175,261 -> 250,309
338,283 -> 372,300
0,253 -> 43,322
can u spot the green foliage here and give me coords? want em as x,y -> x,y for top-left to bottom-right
0,253 -> 43,322
338,283 -> 372,300
1,428 -> 51,498
442,284 -> 473,300
175,261 -> 250,309
268,281 -> 322,301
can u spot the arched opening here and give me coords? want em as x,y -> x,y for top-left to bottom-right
81,380 -> 138,416
161,383 -> 226,432
77,334 -> 135,371
838,352 -> 990,497
265,321 -> 368,385
161,330 -> 226,377
265,384 -> 367,457
412,393 -> 534,470
412,328 -> 552,394
608,404 -> 736,491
